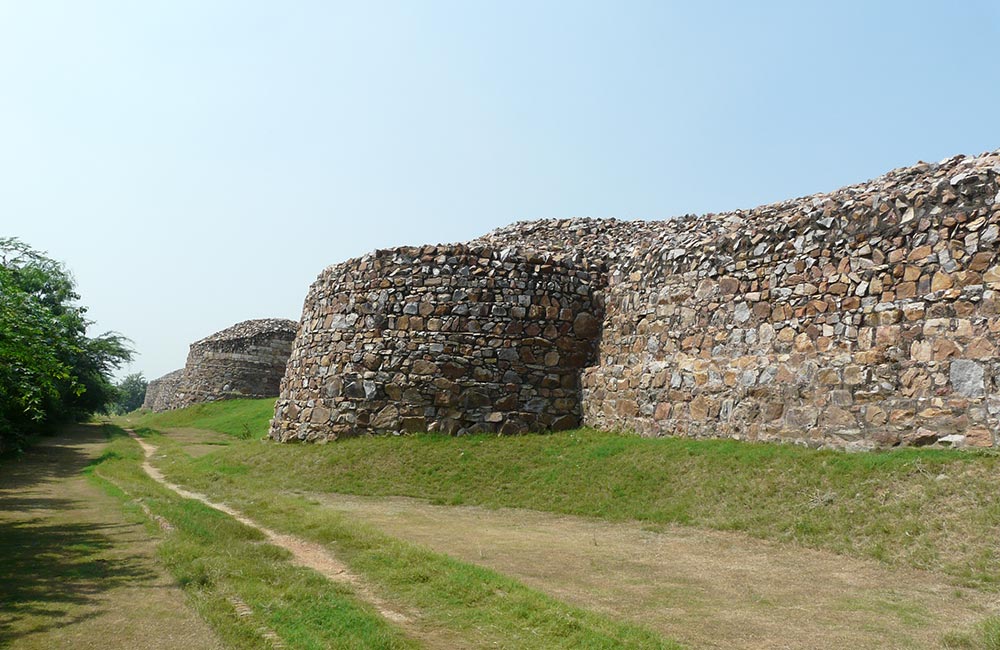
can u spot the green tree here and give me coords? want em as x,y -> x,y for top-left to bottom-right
0,238 -> 132,453
108,372 -> 148,415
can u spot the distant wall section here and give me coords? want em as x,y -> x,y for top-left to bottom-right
172,318 -> 297,408
141,368 -> 184,412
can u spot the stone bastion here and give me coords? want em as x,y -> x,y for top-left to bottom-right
141,368 -> 184,412
146,318 -> 298,412
272,149 -> 1000,449
269,245 -> 600,441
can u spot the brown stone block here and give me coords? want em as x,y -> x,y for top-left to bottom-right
896,282 -> 917,299
954,301 -> 976,317
864,405 -> 888,426
785,405 -> 819,429
411,359 -> 439,374
761,401 -> 784,421
965,337 -> 994,359
822,406 -> 856,428
965,427 -> 994,447
908,245 -> 933,263
689,395 -> 718,420
401,416 -> 427,432
842,296 -> 861,310
932,339 -> 961,360
875,325 -> 899,348
816,368 -> 840,385
310,406 -> 331,424
969,252 -> 993,271
719,277 -> 740,294
793,332 -> 814,352
931,271 -> 954,292
617,400 -> 639,417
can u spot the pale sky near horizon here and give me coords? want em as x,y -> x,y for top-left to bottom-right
2,1 -> 999,381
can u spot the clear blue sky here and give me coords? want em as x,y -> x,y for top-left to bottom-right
2,1 -> 998,380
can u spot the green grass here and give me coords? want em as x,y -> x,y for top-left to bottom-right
214,490 -> 678,649
943,617 -> 1000,649
120,399 -> 1000,592
128,425 -> 681,649
88,425 -> 419,650
129,398 -> 276,439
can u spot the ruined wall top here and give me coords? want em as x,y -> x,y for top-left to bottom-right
191,318 -> 298,350
468,217 -> 669,272
466,151 -> 1000,281
628,150 -> 1000,278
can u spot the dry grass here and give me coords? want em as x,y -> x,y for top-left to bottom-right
304,492 -> 998,650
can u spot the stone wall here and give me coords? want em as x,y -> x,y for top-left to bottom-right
582,150 -> 1000,449
269,245 -> 600,441
273,148 -> 1000,449
141,368 -> 184,412
168,318 -> 297,409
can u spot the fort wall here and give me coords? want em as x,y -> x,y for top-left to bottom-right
582,152 -> 1000,450
272,149 -> 1000,449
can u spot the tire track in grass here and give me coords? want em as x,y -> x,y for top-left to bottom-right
125,429 -> 413,628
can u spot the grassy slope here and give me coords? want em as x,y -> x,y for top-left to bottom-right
129,400 -> 1000,591
129,399 -> 277,439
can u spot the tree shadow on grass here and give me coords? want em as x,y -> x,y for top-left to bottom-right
0,425 -> 109,486
0,515 -> 159,643
0,426 -> 159,645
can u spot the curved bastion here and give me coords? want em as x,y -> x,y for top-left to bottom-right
272,149 -> 1000,449
269,245 -> 601,441
171,318 -> 298,409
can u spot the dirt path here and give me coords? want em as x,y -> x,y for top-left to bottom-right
306,492 -> 999,650
126,430 -> 441,643
0,426 -> 223,650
